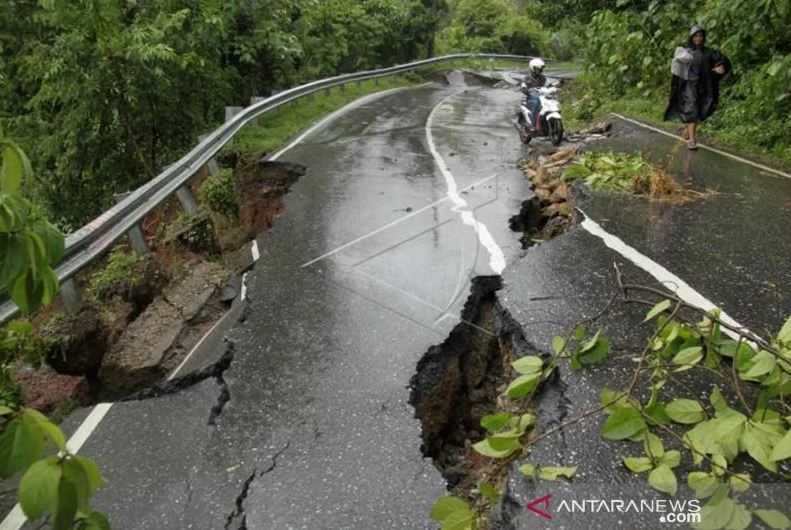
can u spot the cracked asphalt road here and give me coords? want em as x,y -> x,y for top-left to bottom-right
15,75 -> 535,529
8,71 -> 791,530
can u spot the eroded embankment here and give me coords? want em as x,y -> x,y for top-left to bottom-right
15,158 -> 305,412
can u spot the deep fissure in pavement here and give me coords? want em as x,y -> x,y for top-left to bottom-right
409,277 -> 534,490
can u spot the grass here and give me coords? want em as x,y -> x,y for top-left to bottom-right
228,57 -> 543,157
563,78 -> 791,172
229,75 -> 420,156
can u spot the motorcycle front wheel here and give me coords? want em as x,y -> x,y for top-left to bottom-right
548,118 -> 564,146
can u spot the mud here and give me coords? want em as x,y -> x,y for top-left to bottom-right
409,277 -> 537,491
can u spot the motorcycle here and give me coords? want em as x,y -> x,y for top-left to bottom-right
515,81 -> 564,146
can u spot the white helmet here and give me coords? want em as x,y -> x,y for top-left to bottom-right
529,58 -> 546,74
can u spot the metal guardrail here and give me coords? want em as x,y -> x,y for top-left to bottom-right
0,53 -> 534,325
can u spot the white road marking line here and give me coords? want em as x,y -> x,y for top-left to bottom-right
1,85 -> 433,530
0,403 -> 114,529
426,92 -> 506,275
580,214 -> 753,342
300,173 -> 500,268
611,113 -> 791,181
251,239 -> 260,262
240,272 -> 248,301
269,84 -> 431,161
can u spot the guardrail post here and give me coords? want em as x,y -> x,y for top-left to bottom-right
114,191 -> 150,255
197,134 -> 219,176
374,77 -> 379,86
128,225 -> 149,255
60,278 -> 82,314
339,83 -> 345,93
225,106 -> 244,123
176,186 -> 199,215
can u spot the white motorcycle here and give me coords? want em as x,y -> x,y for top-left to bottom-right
516,82 -> 564,146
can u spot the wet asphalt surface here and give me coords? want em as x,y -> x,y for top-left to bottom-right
494,119 -> 791,528
20,75 -> 534,529
12,73 -> 791,529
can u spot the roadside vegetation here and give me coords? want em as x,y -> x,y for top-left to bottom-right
2,1 -> 790,528
229,76 -> 419,156
549,0 -> 791,168
434,290 -> 791,530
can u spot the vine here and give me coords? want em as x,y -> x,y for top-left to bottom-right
431,265 -> 791,530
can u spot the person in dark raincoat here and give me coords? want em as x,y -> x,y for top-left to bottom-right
664,25 -> 731,150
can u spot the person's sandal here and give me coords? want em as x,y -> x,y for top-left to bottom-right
687,139 -> 698,150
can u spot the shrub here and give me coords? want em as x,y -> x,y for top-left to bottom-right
88,247 -> 144,302
199,169 -> 239,219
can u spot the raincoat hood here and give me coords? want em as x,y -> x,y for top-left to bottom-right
689,25 -> 706,46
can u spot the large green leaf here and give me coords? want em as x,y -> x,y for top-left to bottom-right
0,143 -> 31,194
431,496 -> 472,523
480,413 -> 512,433
688,472 -> 719,498
601,406 -> 646,440
644,299 -> 672,322
693,498 -> 735,530
666,399 -> 705,424
623,456 -> 652,473
778,315 -> 791,345
473,436 -> 521,459
511,356 -> 543,375
19,456 -> 61,520
739,422 -> 780,472
505,373 -> 539,399
648,464 -> 677,496
741,350 -> 776,380
52,478 -> 79,530
672,346 -> 703,371
23,408 -> 66,450
726,503 -> 752,530
754,510 -> 791,529
770,429 -> 791,462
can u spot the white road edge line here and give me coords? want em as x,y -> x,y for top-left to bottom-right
0,403 -> 114,530
269,83 -> 431,161
580,213 -> 754,343
425,91 -> 506,275
250,239 -> 260,262
0,83 -> 433,530
611,113 -> 791,181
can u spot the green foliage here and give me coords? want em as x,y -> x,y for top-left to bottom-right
231,76 -> 415,156
563,152 -> 655,193
0,0 -> 442,228
592,303 -> 791,529
87,247 -> 144,302
199,169 -> 238,219
519,463 -> 577,481
435,0 -> 548,55
0,130 -> 64,314
555,0 -> 791,165
0,407 -> 107,528
0,138 -> 109,528
431,496 -> 477,530
0,319 -> 49,368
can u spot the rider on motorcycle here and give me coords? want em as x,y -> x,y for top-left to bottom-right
521,58 -> 547,130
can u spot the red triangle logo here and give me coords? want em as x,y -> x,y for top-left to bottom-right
527,494 -> 553,520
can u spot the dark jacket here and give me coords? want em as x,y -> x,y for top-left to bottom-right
664,26 -> 731,123
522,70 -> 546,93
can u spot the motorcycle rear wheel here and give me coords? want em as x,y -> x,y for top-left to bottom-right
548,118 -> 564,146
